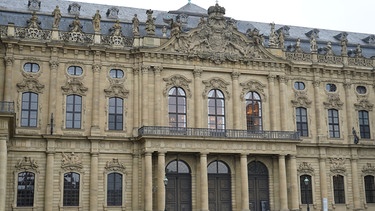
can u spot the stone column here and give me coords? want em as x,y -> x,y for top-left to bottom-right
44,152 -> 55,211
194,68 -> 203,128
144,152 -> 153,211
142,66 -> 149,126
268,75 -> 276,130
319,156 -> 328,208
0,136 -> 8,211
232,72 -> 241,129
344,81 -> 353,143
3,56 -> 14,101
132,153 -> 140,210
154,67 -> 162,126
350,149 -> 361,210
200,152 -> 209,211
48,60 -> 59,134
157,152 -> 166,211
240,154 -> 250,211
278,154 -> 288,211
133,68 -> 140,127
89,139 -> 99,211
279,76 -> 288,130
313,79 -> 323,136
91,64 -> 101,135
289,155 -> 299,211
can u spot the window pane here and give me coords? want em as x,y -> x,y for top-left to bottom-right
107,173 -> 122,206
246,92 -> 262,131
63,172 -> 80,206
168,87 -> 186,128
17,172 -> 35,207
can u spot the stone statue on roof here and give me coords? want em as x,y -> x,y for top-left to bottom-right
52,6 -> 61,29
325,41 -> 333,55
110,20 -> 122,36
310,36 -> 317,53
295,38 -> 302,53
170,16 -> 182,37
27,12 -> 41,29
145,9 -> 156,35
198,17 -> 206,27
132,14 -> 140,36
92,10 -> 101,33
268,23 -> 279,48
355,44 -> 362,57
278,31 -> 284,49
340,36 -> 348,56
69,16 -> 82,33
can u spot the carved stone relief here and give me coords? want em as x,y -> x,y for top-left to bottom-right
104,84 -> 129,98
291,90 -> 312,108
163,75 -> 192,98
239,80 -> 267,102
329,158 -> 346,175
105,158 -> 126,173
68,3 -> 81,16
17,71 -> 45,93
61,152 -> 83,171
203,77 -> 230,99
354,94 -> 374,111
28,0 -> 41,11
106,7 -> 119,19
102,20 -> 133,47
297,162 -> 315,175
323,93 -> 344,110
15,157 -> 39,172
362,163 -> 375,175
61,77 -> 88,96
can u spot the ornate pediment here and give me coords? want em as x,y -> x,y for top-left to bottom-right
61,152 -> 83,171
203,77 -> 230,99
323,93 -> 344,110
104,84 -> 129,98
17,78 -> 44,93
15,157 -> 39,172
354,98 -> 374,111
163,75 -> 192,98
157,4 -> 272,64
330,158 -> 346,175
105,158 -> 126,173
297,162 -> 314,175
239,80 -> 267,102
291,90 -> 312,108
61,77 -> 88,95
362,163 -> 375,175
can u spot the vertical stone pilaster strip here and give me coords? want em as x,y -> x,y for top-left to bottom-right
289,155 -> 299,211
240,154 -> 250,211
133,68 -> 140,127
89,140 -> 99,211
48,60 -> 59,130
4,56 -> 14,101
200,152 -> 209,211
91,64 -> 101,134
344,81 -> 353,143
132,154 -> 140,210
313,78 -> 322,135
351,149 -> 361,210
154,67 -> 162,126
157,152 -> 166,211
142,66 -> 149,126
144,152 -> 153,211
232,72 -> 240,129
278,154 -> 288,211
319,156 -> 328,206
268,75 -> 276,130
279,76 -> 288,130
44,151 -> 55,211
194,68 -> 202,128
0,136 -> 8,211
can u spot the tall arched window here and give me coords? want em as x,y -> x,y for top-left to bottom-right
66,95 -> 82,129
21,92 -> 38,127
245,92 -> 262,131
17,171 -> 35,207
107,173 -> 123,206
208,89 -> 225,130
108,97 -> 123,130
296,107 -> 308,136
63,172 -> 80,206
359,110 -> 370,139
300,175 -> 312,204
168,87 -> 186,128
364,175 -> 375,203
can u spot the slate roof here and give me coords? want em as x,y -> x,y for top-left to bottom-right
1,0 -> 375,58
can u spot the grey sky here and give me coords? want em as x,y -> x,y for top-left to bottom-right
74,0 -> 375,34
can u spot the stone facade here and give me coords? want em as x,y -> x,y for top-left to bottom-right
1,1 -> 375,211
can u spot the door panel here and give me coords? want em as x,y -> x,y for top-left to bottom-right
248,161 -> 270,211
166,174 -> 192,211
208,174 -> 232,211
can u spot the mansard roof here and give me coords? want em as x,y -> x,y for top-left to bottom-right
1,0 -> 375,58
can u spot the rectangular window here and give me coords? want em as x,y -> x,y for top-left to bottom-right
21,92 -> 38,127
66,95 -> 82,129
328,109 -> 340,138
17,172 -> 35,207
63,172 -> 80,206
300,175 -> 312,204
108,97 -> 123,130
333,175 -> 345,204
365,175 -> 375,203
359,110 -> 371,139
296,107 -> 308,136
107,173 -> 123,206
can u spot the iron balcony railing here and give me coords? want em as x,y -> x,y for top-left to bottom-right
138,126 -> 300,140
0,101 -> 14,113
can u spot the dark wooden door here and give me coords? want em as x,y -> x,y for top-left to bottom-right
166,173 -> 192,211
208,174 -> 232,211
248,161 -> 270,211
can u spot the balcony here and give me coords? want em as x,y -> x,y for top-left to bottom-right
0,101 -> 14,113
138,126 -> 300,140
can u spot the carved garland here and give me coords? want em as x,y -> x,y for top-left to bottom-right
61,152 -> 83,172
354,95 -> 373,111
61,78 -> 88,95
17,78 -> 45,93
202,78 -> 230,99
297,162 -> 315,175
362,163 -> 375,176
163,75 -> 192,98
15,157 -> 39,173
323,93 -> 344,110
104,84 -> 129,98
239,80 -> 267,102
105,158 -> 126,173
329,158 -> 346,175
291,90 -> 312,108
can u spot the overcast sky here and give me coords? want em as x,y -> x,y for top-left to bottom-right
74,0 -> 375,34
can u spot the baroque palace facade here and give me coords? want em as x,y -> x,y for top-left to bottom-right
1,0 -> 375,211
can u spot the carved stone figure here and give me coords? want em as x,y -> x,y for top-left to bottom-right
247,28 -> 262,45
340,36 -> 348,56
27,12 -> 41,29
170,16 -> 182,37
145,9 -> 156,35
132,14 -> 140,36
278,31 -> 284,49
325,41 -> 333,55
295,38 -> 302,52
355,44 -> 362,57
268,22 -> 279,48
198,16 -> 206,27
28,0 -> 41,11
92,10 -> 101,32
110,20 -> 122,36
352,127 -> 359,144
310,36 -> 317,53
162,26 -> 167,37
52,6 -> 61,28
69,16 -> 82,32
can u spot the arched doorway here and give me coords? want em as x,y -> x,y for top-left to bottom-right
248,161 -> 270,211
208,160 -> 232,211
165,160 -> 192,211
